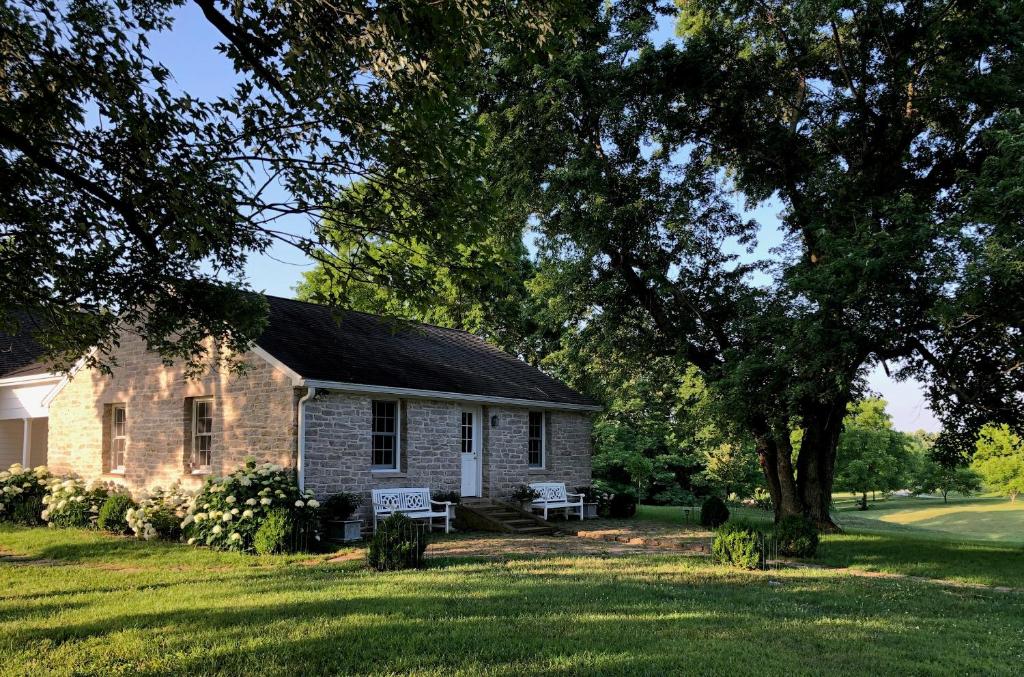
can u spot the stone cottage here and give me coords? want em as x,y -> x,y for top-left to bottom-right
7,296 -> 597,519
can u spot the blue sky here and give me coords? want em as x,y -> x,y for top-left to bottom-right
147,4 -> 939,432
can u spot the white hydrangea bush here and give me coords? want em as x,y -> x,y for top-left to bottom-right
184,459 -> 319,552
126,484 -> 193,541
41,476 -> 113,529
0,463 -> 51,525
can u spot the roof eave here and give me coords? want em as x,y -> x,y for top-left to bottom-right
299,378 -> 603,412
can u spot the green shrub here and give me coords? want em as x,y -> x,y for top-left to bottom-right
712,521 -> 765,569
752,488 -> 774,512
97,494 -> 136,534
0,463 -> 52,525
322,492 -> 363,521
183,460 -> 319,552
511,484 -> 539,504
772,514 -> 819,557
700,495 -> 730,527
648,486 -> 696,507
605,491 -> 638,518
431,490 -> 461,505
42,477 -> 110,528
367,513 -> 428,571
126,485 -> 192,541
594,481 -> 638,518
253,508 -> 292,555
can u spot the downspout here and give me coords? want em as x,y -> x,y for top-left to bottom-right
21,418 -> 31,467
296,386 -> 316,492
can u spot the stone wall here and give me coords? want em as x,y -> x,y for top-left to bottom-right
47,331 -> 298,495
304,392 -> 593,522
303,392 -> 463,523
483,407 -> 593,500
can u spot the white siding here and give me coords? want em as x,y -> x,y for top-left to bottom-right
0,419 -> 22,468
0,380 -> 60,420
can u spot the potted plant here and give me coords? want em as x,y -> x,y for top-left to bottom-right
510,484 -> 540,510
431,489 -> 461,521
321,492 -> 363,543
575,486 -> 599,519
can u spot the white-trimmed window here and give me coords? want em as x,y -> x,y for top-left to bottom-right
110,405 -> 127,473
371,400 -> 400,471
528,411 -> 545,468
191,398 -> 214,473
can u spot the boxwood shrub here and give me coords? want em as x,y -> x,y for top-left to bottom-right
712,521 -> 766,569
700,495 -> 730,527
773,514 -> 819,557
97,493 -> 137,534
253,508 -> 292,555
368,512 -> 428,571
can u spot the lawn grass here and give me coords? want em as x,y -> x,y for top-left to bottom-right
1,525 -> 1022,676
832,494 -> 1024,544
636,501 -> 1024,589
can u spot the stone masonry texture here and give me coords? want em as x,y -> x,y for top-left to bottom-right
47,331 -> 297,495
304,393 -> 593,523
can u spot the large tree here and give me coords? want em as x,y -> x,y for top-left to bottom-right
480,0 -> 1024,528
0,0 -> 554,373
973,425 -> 1024,502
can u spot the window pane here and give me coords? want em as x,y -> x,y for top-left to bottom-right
196,434 -> 211,468
371,401 -> 398,469
528,412 -> 543,467
461,412 -> 473,454
372,434 -> 395,467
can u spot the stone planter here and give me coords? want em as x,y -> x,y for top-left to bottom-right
447,504 -> 458,522
324,519 -> 363,543
583,502 -> 599,519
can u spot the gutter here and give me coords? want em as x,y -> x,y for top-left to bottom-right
296,386 -> 316,492
298,379 -> 603,413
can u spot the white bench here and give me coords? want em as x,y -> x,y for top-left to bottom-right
372,488 -> 452,533
529,482 -> 584,521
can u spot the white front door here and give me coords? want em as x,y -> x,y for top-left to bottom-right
460,408 -> 482,497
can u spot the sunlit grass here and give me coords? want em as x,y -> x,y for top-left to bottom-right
832,495 -> 1024,544
1,525 -> 1022,676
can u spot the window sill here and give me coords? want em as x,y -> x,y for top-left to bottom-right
371,469 -> 406,477
105,469 -> 126,476
190,469 -> 212,476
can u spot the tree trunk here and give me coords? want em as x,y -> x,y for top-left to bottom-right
795,400 -> 847,532
754,420 -> 801,522
859,492 -> 868,510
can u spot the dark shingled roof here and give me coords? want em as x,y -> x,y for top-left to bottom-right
256,295 -> 597,407
0,312 -> 52,379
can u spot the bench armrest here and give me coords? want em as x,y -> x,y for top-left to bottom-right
430,500 -> 452,509
565,492 -> 585,501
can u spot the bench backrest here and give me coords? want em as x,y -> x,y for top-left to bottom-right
530,482 -> 568,503
372,488 -> 432,513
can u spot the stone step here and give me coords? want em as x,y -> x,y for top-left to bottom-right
454,500 -> 558,535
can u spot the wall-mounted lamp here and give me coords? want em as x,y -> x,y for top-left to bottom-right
490,415 -> 499,428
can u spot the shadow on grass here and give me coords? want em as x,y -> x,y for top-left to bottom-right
816,531 -> 1024,588
3,553 -> 1021,676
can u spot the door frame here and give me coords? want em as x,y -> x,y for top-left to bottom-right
460,404 -> 483,497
